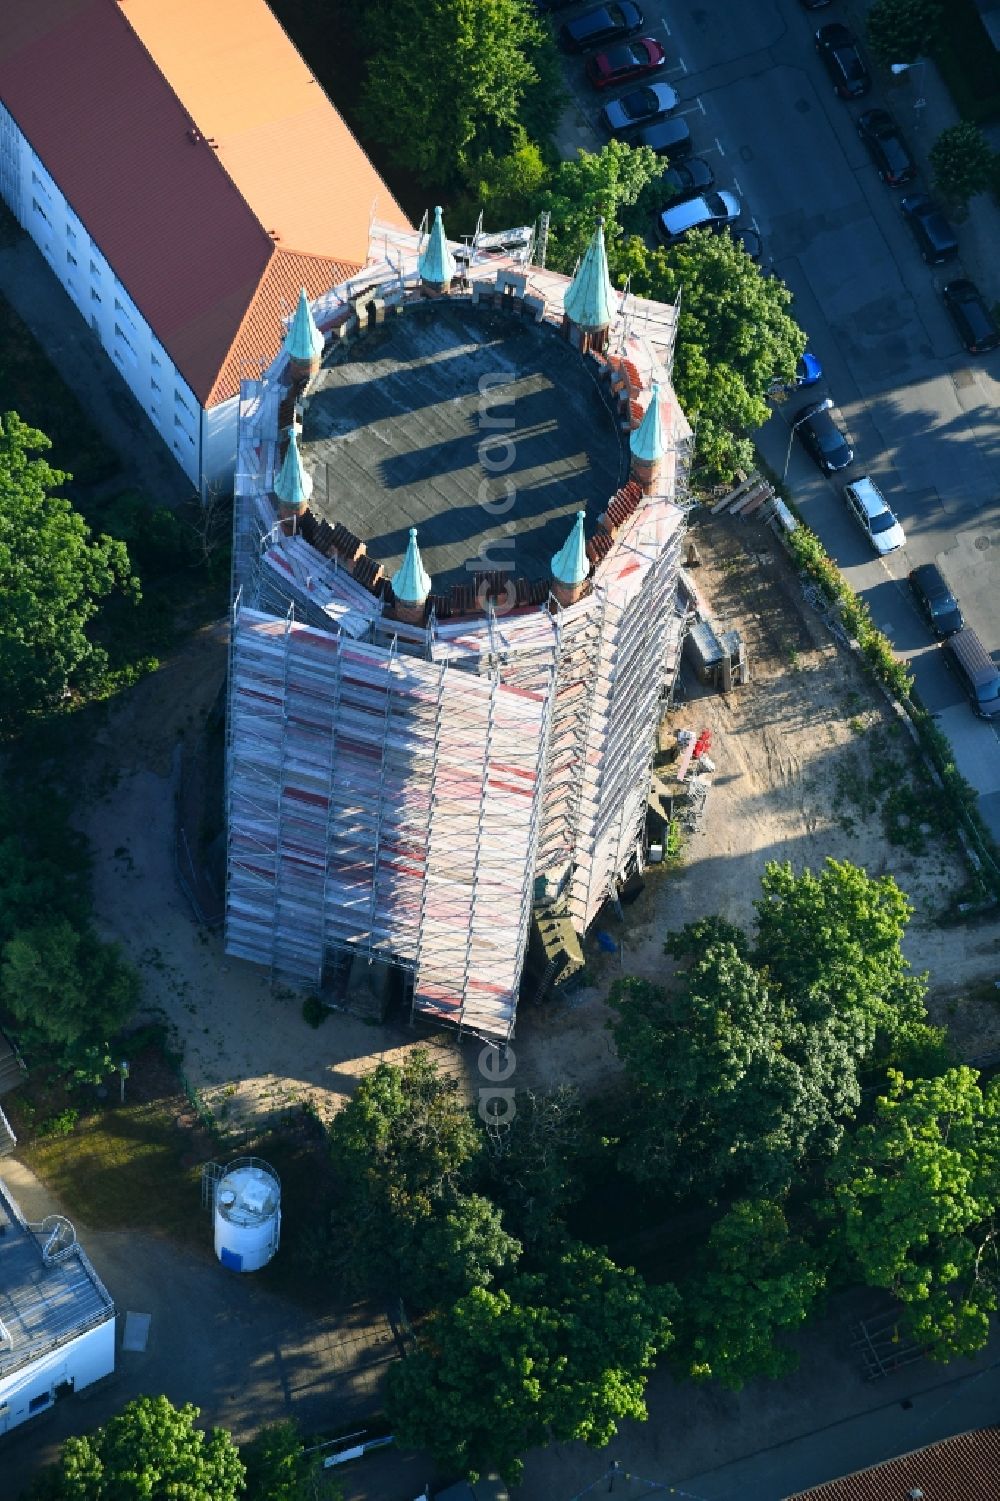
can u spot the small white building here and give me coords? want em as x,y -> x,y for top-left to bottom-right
0,1178 -> 115,1436
0,0 -> 407,496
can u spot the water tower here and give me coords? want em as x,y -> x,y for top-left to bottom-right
211,1157 -> 281,1272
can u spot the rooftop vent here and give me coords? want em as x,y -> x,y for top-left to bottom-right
187,128 -> 202,145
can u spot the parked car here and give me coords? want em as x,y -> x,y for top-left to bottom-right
799,0 -> 832,8
560,2 -> 643,54
657,190 -> 741,245
633,116 -> 692,158
815,23 -> 870,99
943,628 -> 1000,718
660,157 -> 715,198
794,397 -> 853,472
909,563 -> 964,637
942,279 -> 1000,354
601,82 -> 678,136
535,0 -> 580,9
842,476 -> 905,555
856,109 -> 915,186
900,194 -> 959,265
728,224 -> 762,262
586,37 -> 666,88
796,352 -> 823,386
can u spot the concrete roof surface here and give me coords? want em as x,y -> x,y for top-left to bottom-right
301,304 -> 625,591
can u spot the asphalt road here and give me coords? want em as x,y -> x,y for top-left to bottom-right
554,0 -> 1000,840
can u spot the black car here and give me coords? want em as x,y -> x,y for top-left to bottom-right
800,0 -> 832,7
601,82 -> 678,136
728,224 -> 763,263
815,24 -> 870,99
560,2 -> 643,52
909,563 -> 964,637
794,397 -> 854,473
942,279 -> 1000,354
634,117 -> 692,159
660,157 -> 715,199
857,109 -> 915,186
900,194 -> 959,265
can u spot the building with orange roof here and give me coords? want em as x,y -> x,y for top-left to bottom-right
0,0 -> 407,493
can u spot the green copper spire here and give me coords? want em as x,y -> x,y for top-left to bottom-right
274,426 -> 313,511
392,527 -> 432,604
563,218 -> 614,331
284,287 -> 323,363
630,382 -> 665,463
551,510 -> 589,587
418,206 -> 456,287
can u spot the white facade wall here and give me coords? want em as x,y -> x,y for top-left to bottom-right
0,1314 -> 115,1436
0,101 -> 239,494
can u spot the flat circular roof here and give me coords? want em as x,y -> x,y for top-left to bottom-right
300,303 -> 625,592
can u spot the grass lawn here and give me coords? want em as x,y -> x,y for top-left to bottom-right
5,1043 -> 338,1307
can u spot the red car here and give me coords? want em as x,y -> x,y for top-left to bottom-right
586,37 -> 666,89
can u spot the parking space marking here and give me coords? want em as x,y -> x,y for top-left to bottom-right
665,58 -> 688,76
677,98 -> 705,118
732,175 -> 744,198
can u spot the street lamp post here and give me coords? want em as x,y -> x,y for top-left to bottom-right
782,408 -> 814,481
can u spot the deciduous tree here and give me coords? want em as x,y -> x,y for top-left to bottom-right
28,1395 -> 245,1501
0,411 -> 137,727
542,141 -> 662,273
867,0 -> 944,66
826,1068 -> 1000,1359
930,122 -> 997,209
360,0 -> 545,183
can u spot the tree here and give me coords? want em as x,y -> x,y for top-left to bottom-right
242,1419 -> 339,1501
826,1068 -> 1000,1360
359,0 -> 545,184
752,858 -> 926,1044
867,0 -> 944,66
677,1200 -> 827,1389
0,411 -> 137,727
1,918 -> 139,1076
28,1395 -> 245,1500
611,230 -> 806,482
930,122 -> 997,209
542,141 -> 662,274
326,1050 -> 517,1302
463,130 -> 552,231
387,1245 -> 674,1484
480,1086 -> 587,1246
610,946 -> 860,1199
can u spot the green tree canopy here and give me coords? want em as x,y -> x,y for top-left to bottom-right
867,0 -> 944,66
610,946 -> 861,1199
677,1199 -> 827,1388
387,1245 -> 674,1484
542,141 -> 662,273
28,1395 -> 245,1500
1,918 -> 139,1076
359,0 -> 545,183
0,411 -> 137,727
612,230 -> 806,482
752,858 -> 926,1042
929,122 -> 997,209
242,1419 -> 339,1501
826,1068 -> 1000,1359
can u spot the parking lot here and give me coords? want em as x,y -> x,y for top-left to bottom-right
545,0 -> 1000,839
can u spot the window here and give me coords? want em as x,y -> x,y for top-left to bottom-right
114,322 -> 135,354
114,296 -> 137,334
151,377 -> 161,393
174,390 -> 194,419
31,197 -> 49,224
90,287 -> 101,303
151,350 -> 161,369
66,224 -> 76,244
29,1393 -> 51,1414
89,259 -> 101,278
66,250 -> 77,268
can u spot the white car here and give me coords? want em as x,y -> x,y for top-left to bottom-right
656,190 -> 741,245
843,476 -> 906,555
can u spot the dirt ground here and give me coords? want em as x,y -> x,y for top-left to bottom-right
80,512 -> 1000,1127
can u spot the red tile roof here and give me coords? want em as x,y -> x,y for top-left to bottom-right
0,0 -> 408,408
785,1427 -> 1000,1501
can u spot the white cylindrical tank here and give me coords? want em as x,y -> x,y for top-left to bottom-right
213,1158 -> 281,1272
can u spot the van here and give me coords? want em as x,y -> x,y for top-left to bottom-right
634,118 -> 693,160
943,628 -> 1000,718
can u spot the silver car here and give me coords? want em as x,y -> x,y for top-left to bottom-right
656,190 -> 741,245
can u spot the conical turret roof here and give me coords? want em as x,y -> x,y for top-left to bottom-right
418,206 -> 456,287
563,218 -> 614,332
274,426 -> 313,510
551,510 -> 589,588
392,527 -> 432,604
630,382 -> 665,463
284,286 -> 324,363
